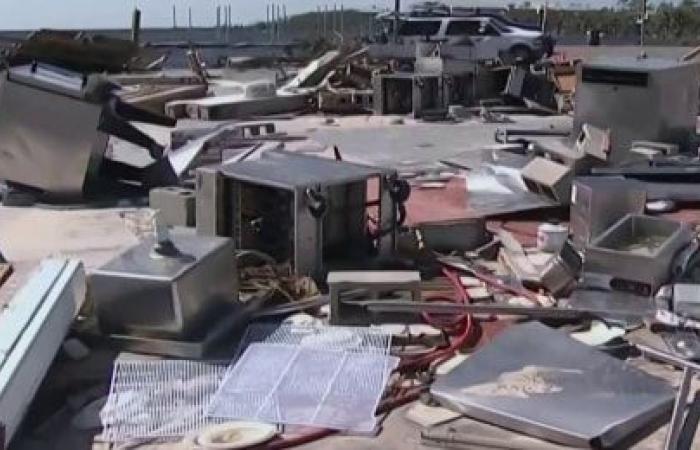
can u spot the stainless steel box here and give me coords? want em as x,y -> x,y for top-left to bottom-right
584,214 -> 693,296
574,58 -> 699,163
570,177 -> 647,250
90,231 -> 238,340
196,151 -> 401,280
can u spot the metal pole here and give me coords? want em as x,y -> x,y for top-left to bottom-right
317,6 -> 321,38
188,7 -> 192,29
393,0 -> 400,43
640,15 -> 645,47
283,4 -> 287,41
340,4 -> 344,37
131,8 -> 141,45
276,4 -> 281,41
665,367 -> 693,450
216,5 -> 221,40
271,4 -> 276,42
172,4 -> 177,29
332,3 -> 337,34
323,4 -> 328,38
228,4 -> 232,42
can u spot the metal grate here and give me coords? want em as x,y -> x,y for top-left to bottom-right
100,359 -> 226,442
207,343 -> 398,432
236,323 -> 393,355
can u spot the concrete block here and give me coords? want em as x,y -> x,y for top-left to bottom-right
149,187 -> 196,228
521,157 -> 573,204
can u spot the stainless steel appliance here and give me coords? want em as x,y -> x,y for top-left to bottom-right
195,151 -> 408,280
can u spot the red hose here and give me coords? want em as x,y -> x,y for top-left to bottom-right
398,267 -> 478,371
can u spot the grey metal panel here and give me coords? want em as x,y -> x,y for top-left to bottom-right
0,76 -> 107,197
573,59 -> 699,162
570,177 -> 647,250
431,322 -> 674,448
584,214 -> 693,295
195,166 -> 225,236
217,151 -> 385,189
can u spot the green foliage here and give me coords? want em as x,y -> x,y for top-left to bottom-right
251,7 -> 700,46
509,5 -> 700,45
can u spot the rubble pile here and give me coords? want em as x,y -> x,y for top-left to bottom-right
3,8 -> 700,450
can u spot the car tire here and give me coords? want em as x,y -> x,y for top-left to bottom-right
509,45 -> 533,63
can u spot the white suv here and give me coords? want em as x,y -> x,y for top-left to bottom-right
381,15 -> 547,63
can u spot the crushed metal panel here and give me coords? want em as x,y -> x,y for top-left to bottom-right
0,259 -> 86,447
431,321 -> 674,448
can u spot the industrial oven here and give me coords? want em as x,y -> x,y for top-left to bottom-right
195,151 -> 409,280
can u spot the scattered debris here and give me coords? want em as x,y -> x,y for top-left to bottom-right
4,8 -> 700,450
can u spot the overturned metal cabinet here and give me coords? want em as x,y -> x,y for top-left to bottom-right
0,66 -> 108,197
89,231 -> 238,340
0,64 -> 175,199
196,151 -> 405,280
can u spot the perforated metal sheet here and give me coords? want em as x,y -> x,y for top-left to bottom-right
237,323 -> 393,355
100,359 -> 226,442
207,343 -> 398,432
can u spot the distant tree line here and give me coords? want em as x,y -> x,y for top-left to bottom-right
271,4 -> 700,47
509,0 -> 700,45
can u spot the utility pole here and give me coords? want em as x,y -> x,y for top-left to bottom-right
393,0 -> 400,43
332,3 -> 337,34
271,3 -> 275,41
131,8 -> 141,45
637,0 -> 648,47
283,5 -> 287,41
172,4 -> 177,29
340,4 -> 344,37
188,7 -> 192,29
216,5 -> 221,39
276,4 -> 281,41
317,6 -> 321,38
323,5 -> 328,38
228,4 -> 232,42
